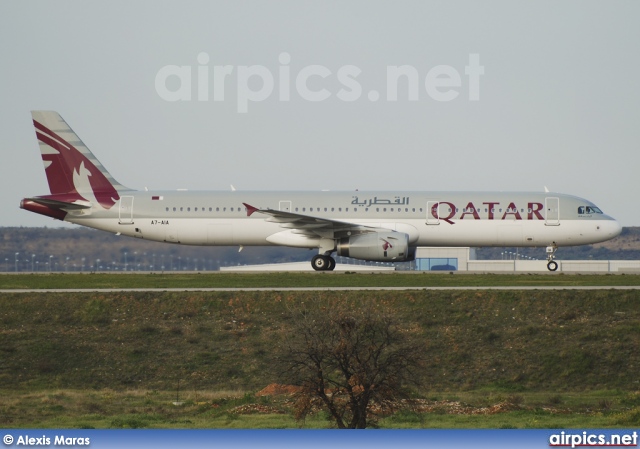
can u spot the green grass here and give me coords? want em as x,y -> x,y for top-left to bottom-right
2,290 -> 639,393
1,272 -> 640,289
2,389 -> 638,429
2,288 -> 640,428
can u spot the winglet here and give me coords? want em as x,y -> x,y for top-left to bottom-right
243,203 -> 259,217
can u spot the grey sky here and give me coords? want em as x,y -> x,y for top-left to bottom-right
1,1 -> 639,227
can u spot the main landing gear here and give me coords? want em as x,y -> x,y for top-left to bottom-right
311,254 -> 336,271
546,243 -> 558,272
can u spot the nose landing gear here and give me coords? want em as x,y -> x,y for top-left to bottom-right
546,243 -> 558,271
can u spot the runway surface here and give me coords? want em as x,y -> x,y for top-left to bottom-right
2,286 -> 640,293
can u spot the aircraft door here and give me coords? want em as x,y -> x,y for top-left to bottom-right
279,201 -> 292,212
426,201 -> 440,225
545,197 -> 560,226
119,196 -> 134,224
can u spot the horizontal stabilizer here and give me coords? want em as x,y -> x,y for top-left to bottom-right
20,195 -> 94,221
24,197 -> 92,210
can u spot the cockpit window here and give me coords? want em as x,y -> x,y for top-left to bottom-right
578,206 -> 603,214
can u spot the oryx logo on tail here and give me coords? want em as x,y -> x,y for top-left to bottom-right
31,111 -> 126,210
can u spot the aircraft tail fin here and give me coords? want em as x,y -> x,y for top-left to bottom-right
30,111 -> 131,209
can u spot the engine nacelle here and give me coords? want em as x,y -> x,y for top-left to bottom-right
337,232 -> 414,262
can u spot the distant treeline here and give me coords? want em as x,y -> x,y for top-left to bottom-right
1,226 -> 639,272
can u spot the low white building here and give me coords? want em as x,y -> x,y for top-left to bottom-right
414,247 -> 475,271
414,247 -> 640,273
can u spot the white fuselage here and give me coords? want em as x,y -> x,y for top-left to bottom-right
23,111 -> 622,271
66,190 -> 621,250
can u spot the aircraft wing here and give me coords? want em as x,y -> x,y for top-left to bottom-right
243,202 -> 388,238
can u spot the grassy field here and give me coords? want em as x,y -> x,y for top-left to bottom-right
2,388 -> 640,429
1,272 -> 640,289
1,286 -> 640,428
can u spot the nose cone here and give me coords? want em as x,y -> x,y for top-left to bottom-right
605,218 -> 622,239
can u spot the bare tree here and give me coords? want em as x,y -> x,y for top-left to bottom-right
274,297 -> 426,429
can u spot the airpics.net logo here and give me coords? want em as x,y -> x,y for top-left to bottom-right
155,53 -> 484,113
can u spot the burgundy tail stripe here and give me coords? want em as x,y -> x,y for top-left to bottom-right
36,130 -> 71,151
36,131 -> 75,162
33,120 -> 75,152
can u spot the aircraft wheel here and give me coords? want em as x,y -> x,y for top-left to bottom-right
547,261 -> 558,272
311,255 -> 330,271
327,257 -> 336,271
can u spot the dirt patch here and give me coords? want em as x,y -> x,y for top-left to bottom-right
256,383 -> 303,396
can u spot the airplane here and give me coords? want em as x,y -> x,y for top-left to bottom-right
21,111 -> 622,272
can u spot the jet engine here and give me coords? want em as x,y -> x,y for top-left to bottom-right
337,232 -> 415,262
